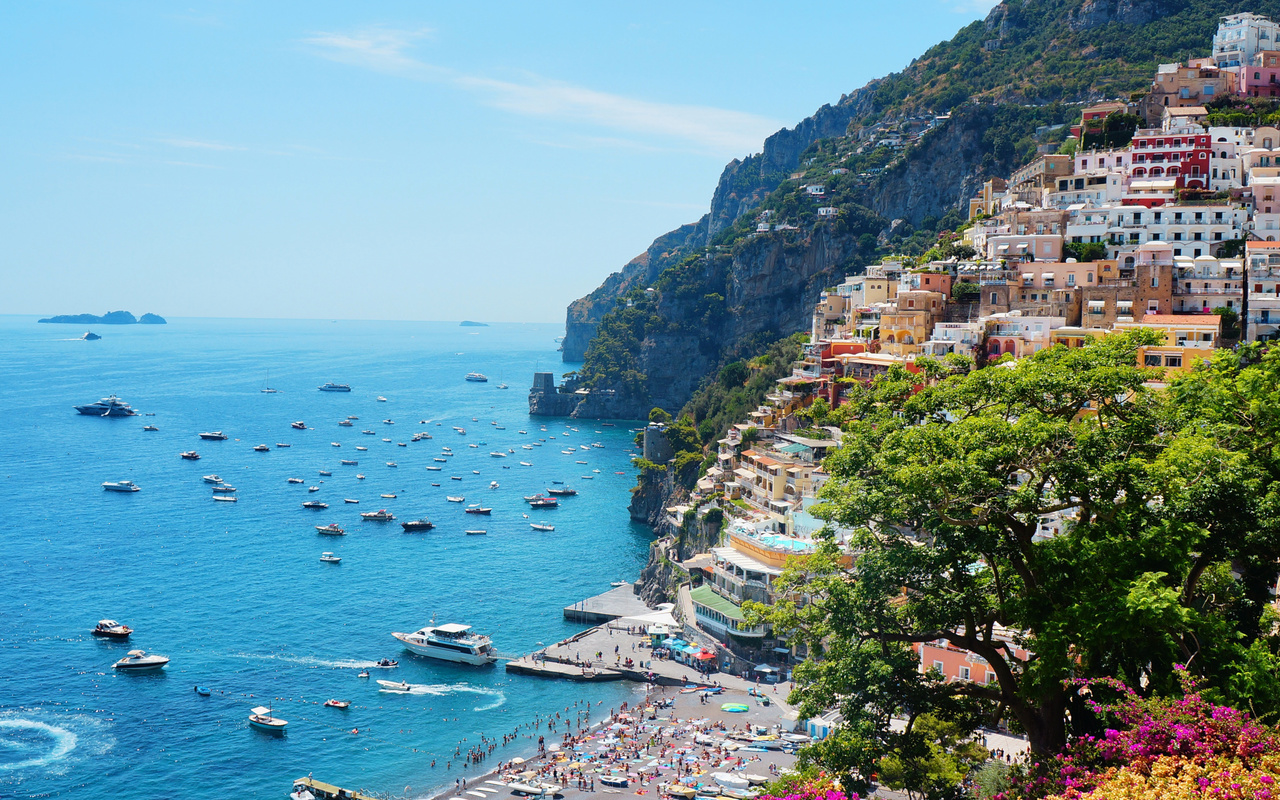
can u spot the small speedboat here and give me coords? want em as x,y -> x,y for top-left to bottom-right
426,466 -> 442,471
198,431 -> 228,441
323,699 -> 350,709
464,507 -> 491,515
401,518 -> 434,532
320,552 -> 342,563
92,619 -> 133,638
288,477 -> 304,484
361,509 -> 394,521
356,446 -> 368,451
318,470 -> 332,476
339,419 -> 354,427
356,474 -> 365,480
386,462 -> 397,468
383,419 -> 394,425
212,485 -> 237,493
341,459 -> 358,466
114,649 -> 169,672
331,442 -> 341,447
447,496 -> 464,503
380,493 -> 396,499
377,679 -> 411,692
308,486 -> 320,492
213,495 -> 237,502
372,658 -> 398,668
357,671 -> 370,679
489,481 -> 499,489
316,524 -> 345,535
248,706 -> 288,732
142,425 -> 158,431
302,501 -> 328,509
344,498 -> 359,504
180,451 -> 200,460
465,529 -> 487,535
530,523 -> 555,531
195,686 -> 212,696
291,421 -> 306,430
275,443 -> 291,448
253,444 -> 269,452
203,475 -> 222,484
377,396 -> 387,402
102,480 -> 140,493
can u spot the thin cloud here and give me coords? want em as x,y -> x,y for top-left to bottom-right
303,26 -> 781,155
158,138 -> 247,152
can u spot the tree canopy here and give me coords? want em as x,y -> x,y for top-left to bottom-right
758,334 -> 1280,797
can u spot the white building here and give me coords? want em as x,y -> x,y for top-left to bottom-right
1246,243 -> 1280,341
1064,203 -> 1247,257
1171,255 -> 1245,315
1213,13 -> 1280,69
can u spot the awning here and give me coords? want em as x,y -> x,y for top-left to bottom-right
1021,272 -> 1034,279
1117,300 -> 1134,308
1042,272 -> 1056,279
773,647 -> 792,653
997,244 -> 1010,252
694,652 -> 716,661
1088,300 -> 1106,308
1016,243 -> 1029,250
755,664 -> 779,672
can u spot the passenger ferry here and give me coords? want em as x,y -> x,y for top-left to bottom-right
464,373 -> 488,382
318,383 -> 351,392
391,621 -> 496,665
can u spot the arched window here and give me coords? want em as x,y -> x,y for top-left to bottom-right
1125,256 -> 1136,266
988,341 -> 1000,355
903,334 -> 915,345
884,334 -> 896,344
1132,167 -> 1146,177
1151,167 -> 1165,176
1167,166 -> 1179,176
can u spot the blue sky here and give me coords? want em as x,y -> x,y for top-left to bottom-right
0,1 -> 998,323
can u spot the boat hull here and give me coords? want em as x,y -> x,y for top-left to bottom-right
114,660 -> 168,672
75,406 -> 136,417
92,629 -> 131,638
391,633 -> 495,665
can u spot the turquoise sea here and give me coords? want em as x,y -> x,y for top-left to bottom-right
0,317 -> 652,799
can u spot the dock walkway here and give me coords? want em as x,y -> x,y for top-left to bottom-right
562,583 -> 651,624
504,655 -> 622,681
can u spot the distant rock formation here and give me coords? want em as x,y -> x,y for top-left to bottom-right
459,320 -> 489,327
39,311 -> 166,324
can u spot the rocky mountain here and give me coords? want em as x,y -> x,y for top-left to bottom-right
555,0 -> 1280,415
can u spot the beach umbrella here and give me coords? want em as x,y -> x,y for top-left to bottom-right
511,757 -> 527,765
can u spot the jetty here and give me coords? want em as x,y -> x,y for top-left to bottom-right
292,776 -> 377,800
562,582 -> 650,624
504,655 -> 622,681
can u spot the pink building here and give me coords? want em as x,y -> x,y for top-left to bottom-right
1240,50 -> 1280,98
1129,126 -> 1213,189
915,637 -> 1032,684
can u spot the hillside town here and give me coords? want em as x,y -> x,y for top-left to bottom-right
633,11 -> 1280,736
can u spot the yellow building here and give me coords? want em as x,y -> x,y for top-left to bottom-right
1113,313 -> 1221,373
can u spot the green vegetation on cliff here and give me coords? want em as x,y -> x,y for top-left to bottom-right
682,333 -> 807,448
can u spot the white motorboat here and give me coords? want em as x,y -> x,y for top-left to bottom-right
386,461 -> 398,468
287,477 -> 304,484
356,446 -> 368,451
213,495 -> 237,502
275,442 -> 290,448
338,419 -> 354,427
377,396 -> 387,402
530,523 -> 555,531
102,480 -> 140,493
377,679 -> 412,692
320,552 -> 341,563
203,475 -> 222,484
316,524 -> 345,535
114,649 -> 169,672
447,496 -> 464,502
391,621 -> 496,665
490,451 -> 506,458
92,619 -> 133,638
248,706 -> 288,732
713,774 -> 750,791
465,373 -> 488,382
344,498 -> 359,504
361,509 -> 394,521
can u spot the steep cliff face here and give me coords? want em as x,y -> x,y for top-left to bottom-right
563,218 -> 708,361
562,85 -> 879,362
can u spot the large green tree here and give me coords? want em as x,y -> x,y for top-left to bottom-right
760,335 -> 1280,795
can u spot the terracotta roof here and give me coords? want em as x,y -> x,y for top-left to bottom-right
1133,314 -> 1220,325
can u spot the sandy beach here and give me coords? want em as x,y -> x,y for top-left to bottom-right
428,681 -> 801,800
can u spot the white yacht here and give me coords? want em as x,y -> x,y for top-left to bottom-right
113,650 -> 169,672
391,622 -> 496,665
102,480 -> 140,493
203,475 -> 222,484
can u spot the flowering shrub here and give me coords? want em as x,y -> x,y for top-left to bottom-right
757,775 -> 858,800
996,667 -> 1280,799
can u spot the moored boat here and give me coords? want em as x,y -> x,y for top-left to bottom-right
318,383 -> 351,392
202,474 -> 222,484
114,649 -> 169,672
291,421 -> 307,429
248,706 -> 288,732
360,509 -> 394,521
102,480 -> 140,493
530,523 -> 555,531
401,518 -> 434,532
180,451 -> 200,460
198,431 -> 228,441
74,395 -> 138,417
320,552 -> 342,562
303,501 -> 329,509
464,507 -> 491,515
316,524 -> 345,535
92,619 -> 132,638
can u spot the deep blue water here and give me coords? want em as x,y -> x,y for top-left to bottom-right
0,317 -> 652,799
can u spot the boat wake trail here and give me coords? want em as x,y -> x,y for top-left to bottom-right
228,652 -> 381,670
0,710 -> 113,776
377,682 -> 506,711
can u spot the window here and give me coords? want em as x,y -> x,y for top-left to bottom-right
1165,355 -> 1183,368
960,666 -> 971,681
1067,274 -> 1076,287
986,671 -> 996,685
932,660 -> 944,674
1152,275 -> 1160,288
1145,353 -> 1163,367
990,292 -> 998,305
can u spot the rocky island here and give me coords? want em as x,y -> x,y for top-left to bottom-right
459,320 -> 489,327
39,311 -> 166,325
